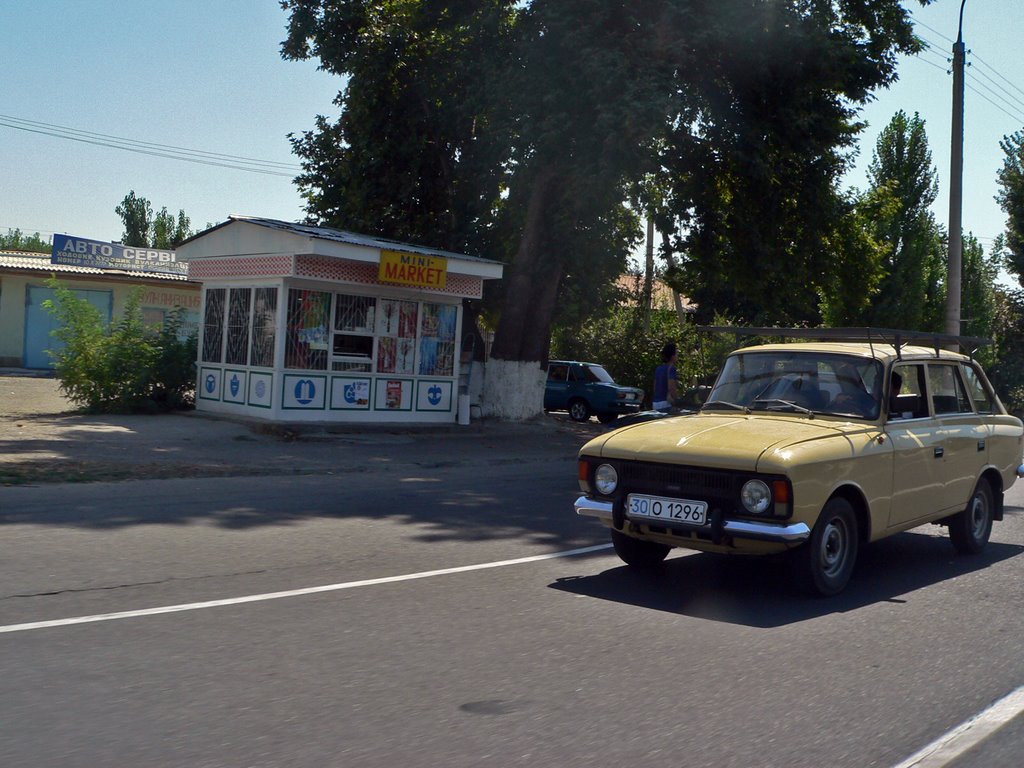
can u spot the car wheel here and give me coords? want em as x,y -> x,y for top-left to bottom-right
611,529 -> 671,569
948,479 -> 994,554
597,413 -> 618,425
568,399 -> 591,422
791,497 -> 859,597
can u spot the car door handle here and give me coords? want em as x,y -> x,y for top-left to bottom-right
934,446 -> 944,458
978,440 -> 986,451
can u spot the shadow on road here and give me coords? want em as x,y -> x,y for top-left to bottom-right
549,530 -> 1024,628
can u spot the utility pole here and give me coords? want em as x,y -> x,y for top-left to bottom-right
945,0 -> 967,338
642,216 -> 654,333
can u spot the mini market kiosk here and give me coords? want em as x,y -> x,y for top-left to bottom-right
174,216 -> 504,424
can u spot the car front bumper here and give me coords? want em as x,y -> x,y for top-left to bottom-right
574,496 -> 811,544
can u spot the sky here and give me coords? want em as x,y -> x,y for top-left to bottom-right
2,1 -> 1023,270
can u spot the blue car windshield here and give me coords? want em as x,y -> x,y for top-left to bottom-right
705,351 -> 883,419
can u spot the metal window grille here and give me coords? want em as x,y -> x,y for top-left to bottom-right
201,288 -> 226,363
226,288 -> 252,365
249,287 -> 277,368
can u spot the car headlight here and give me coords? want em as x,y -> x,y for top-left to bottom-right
594,464 -> 618,495
741,479 -> 772,514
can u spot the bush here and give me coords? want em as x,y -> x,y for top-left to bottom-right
43,279 -> 197,413
550,305 -> 736,406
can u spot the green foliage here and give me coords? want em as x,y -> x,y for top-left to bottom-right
989,288 -> 1024,416
997,130 -> 1024,286
960,233 -> 998,358
282,1 -> 928,364
115,190 -> 153,247
860,111 -> 946,331
1,228 -> 51,253
42,279 -> 197,413
818,190 -> 888,326
115,191 -> 193,248
659,4 -> 923,326
550,276 -> 736,406
550,306 -> 697,403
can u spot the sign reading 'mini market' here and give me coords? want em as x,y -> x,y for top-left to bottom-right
378,249 -> 447,290
51,234 -> 188,276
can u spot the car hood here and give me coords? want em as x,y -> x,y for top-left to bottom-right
583,412 -> 854,471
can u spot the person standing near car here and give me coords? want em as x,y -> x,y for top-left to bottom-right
652,342 -> 679,412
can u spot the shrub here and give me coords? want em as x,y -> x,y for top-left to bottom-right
550,305 -> 736,407
43,279 -> 197,413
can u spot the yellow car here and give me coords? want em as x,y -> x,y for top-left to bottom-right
575,329 -> 1024,596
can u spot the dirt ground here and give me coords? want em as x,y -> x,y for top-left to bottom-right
0,372 -> 602,486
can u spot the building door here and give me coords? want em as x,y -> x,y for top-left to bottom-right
23,285 -> 112,369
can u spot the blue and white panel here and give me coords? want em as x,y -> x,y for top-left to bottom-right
331,377 -> 372,410
248,372 -> 273,409
223,370 -> 246,404
282,374 -> 327,410
416,380 -> 453,411
199,367 -> 222,401
374,378 -> 413,411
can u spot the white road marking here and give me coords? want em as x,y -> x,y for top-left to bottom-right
892,686 -> 1024,768
0,543 -> 613,635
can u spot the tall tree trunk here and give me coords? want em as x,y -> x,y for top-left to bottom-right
481,169 -> 565,420
642,216 -> 654,333
490,169 -> 561,362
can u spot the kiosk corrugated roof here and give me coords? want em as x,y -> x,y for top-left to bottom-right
183,215 -> 505,267
0,250 -> 192,281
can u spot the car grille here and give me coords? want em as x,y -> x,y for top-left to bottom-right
617,461 -> 739,502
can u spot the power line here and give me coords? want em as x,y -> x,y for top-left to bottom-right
0,114 -> 302,170
971,54 -> 1024,106
910,14 -> 957,46
966,82 -> 1024,127
0,114 -> 302,177
966,56 -> 1024,110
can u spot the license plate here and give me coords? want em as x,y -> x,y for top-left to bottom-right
626,494 -> 707,525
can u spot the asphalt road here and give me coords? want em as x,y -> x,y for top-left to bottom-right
2,459 -> 1023,768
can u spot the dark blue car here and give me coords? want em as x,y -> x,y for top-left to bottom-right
544,360 -> 644,423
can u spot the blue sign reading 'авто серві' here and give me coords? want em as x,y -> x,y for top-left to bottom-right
51,234 -> 188,276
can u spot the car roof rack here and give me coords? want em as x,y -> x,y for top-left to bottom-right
698,326 -> 991,361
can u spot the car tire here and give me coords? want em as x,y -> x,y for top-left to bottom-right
948,479 -> 994,555
611,529 -> 671,569
568,399 -> 591,422
791,497 -> 859,597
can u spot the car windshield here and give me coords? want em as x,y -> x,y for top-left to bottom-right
583,365 -> 615,384
704,351 -> 883,419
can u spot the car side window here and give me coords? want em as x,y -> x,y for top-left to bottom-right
547,364 -> 569,382
889,363 -> 929,419
569,365 -> 585,382
929,364 -> 973,415
961,364 -> 994,414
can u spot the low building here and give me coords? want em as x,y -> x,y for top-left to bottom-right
0,249 -> 199,369
175,216 -> 504,424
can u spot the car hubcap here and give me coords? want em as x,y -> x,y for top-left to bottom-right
969,493 -> 989,540
820,518 -> 848,577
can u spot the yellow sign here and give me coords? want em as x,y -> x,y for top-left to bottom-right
379,250 -> 448,290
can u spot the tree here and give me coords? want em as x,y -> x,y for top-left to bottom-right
115,191 -> 192,248
115,190 -> 153,247
658,6 -> 924,327
152,207 -> 192,249
281,0 -> 930,418
282,1 -> 516,256
960,233 -> 998,346
0,228 -> 51,254
856,111 -> 946,330
997,129 -> 1024,285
